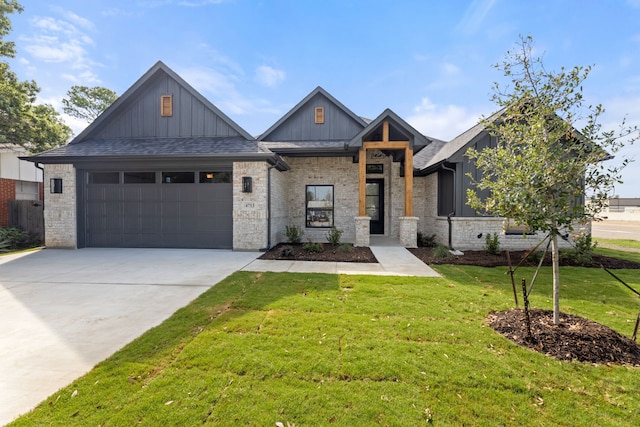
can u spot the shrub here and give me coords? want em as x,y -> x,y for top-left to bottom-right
285,225 -> 304,244
325,226 -> 343,245
280,246 -> 294,258
484,232 -> 500,255
338,243 -> 353,253
433,244 -> 450,259
417,232 -> 437,248
561,232 -> 596,266
303,240 -> 323,253
0,227 -> 41,251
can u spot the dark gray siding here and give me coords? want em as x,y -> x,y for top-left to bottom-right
263,93 -> 363,141
453,133 -> 496,217
94,73 -> 241,139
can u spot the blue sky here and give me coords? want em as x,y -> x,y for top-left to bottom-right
7,0 -> 640,196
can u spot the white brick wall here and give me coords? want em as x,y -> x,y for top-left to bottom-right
44,164 -> 77,248
280,156 -> 359,243
269,167 -> 289,246
233,162 -> 268,250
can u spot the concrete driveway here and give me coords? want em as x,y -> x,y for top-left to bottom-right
0,248 -> 259,425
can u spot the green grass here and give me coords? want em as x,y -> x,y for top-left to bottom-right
10,266 -> 640,426
595,246 -> 640,264
594,237 -> 640,250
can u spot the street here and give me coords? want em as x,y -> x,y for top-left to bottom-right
591,220 -> 640,241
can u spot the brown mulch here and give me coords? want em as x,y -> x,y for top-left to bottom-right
259,243 -> 377,263
409,248 -> 640,269
488,309 -> 640,366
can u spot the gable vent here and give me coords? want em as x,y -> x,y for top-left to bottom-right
161,95 -> 173,117
314,107 -> 324,124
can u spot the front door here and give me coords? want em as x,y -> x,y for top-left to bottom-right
366,179 -> 384,234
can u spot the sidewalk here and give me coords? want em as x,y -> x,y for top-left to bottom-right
242,246 -> 440,277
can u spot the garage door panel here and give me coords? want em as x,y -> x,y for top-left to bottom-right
83,173 -> 233,249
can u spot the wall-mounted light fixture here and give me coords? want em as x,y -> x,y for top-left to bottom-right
242,176 -> 252,193
50,178 -> 63,193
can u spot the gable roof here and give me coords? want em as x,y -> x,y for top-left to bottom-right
415,108 -> 505,173
259,86 -> 367,143
347,108 -> 432,149
71,61 -> 254,143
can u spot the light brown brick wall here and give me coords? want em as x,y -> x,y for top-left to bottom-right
0,178 -> 16,227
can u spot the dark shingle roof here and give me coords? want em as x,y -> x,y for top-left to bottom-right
415,109 -> 505,172
26,137 -> 274,163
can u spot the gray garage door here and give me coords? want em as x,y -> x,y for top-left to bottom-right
81,171 -> 232,249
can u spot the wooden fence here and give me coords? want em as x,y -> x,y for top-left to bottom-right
8,200 -> 44,241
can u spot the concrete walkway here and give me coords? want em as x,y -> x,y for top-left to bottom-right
243,245 -> 440,277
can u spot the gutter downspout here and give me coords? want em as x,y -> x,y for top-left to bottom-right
261,157 -> 288,251
264,164 -> 276,251
441,163 -> 456,250
35,162 -> 45,210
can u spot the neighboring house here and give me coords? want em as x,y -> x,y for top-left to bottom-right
1,144 -> 43,228
24,61 -> 581,250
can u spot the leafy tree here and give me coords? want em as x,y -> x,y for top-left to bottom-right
0,0 -> 22,58
0,1 -> 72,152
466,36 -> 638,324
62,85 -> 118,122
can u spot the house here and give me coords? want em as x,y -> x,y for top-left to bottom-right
1,143 -> 43,228
24,61 -> 579,251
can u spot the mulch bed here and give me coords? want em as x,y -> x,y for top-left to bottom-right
259,243 -> 377,263
488,309 -> 640,366
409,248 -> 640,269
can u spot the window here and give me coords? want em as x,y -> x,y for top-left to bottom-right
161,95 -> 173,117
89,172 -> 119,184
366,164 -> 384,174
162,172 -> 194,183
504,219 -> 534,235
124,172 -> 156,184
314,107 -> 325,124
306,185 -> 333,228
199,171 -> 232,183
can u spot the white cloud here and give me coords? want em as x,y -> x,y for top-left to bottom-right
255,65 -> 286,88
21,12 -> 101,83
627,0 -> 640,8
455,0 -> 497,34
407,97 -> 484,140
178,0 -> 226,6
178,65 -> 279,117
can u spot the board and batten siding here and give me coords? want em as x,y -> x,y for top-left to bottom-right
262,93 -> 363,141
95,73 -> 242,139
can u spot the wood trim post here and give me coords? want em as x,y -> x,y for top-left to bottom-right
404,145 -> 413,216
358,148 -> 367,216
382,120 -> 389,142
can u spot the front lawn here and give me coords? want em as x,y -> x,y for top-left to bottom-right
10,265 -> 640,426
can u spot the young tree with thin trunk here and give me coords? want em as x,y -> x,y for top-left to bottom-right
466,36 -> 638,325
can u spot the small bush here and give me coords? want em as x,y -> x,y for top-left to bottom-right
433,244 -> 450,259
484,232 -> 500,255
285,225 -> 304,244
561,232 -> 596,266
303,240 -> 323,253
338,243 -> 353,253
280,246 -> 294,258
417,232 -> 437,248
0,227 -> 41,251
325,226 -> 343,245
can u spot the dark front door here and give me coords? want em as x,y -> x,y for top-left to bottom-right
366,179 -> 384,234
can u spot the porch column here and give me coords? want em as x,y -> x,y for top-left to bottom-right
355,216 -> 370,247
358,148 -> 366,216
404,145 -> 413,216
